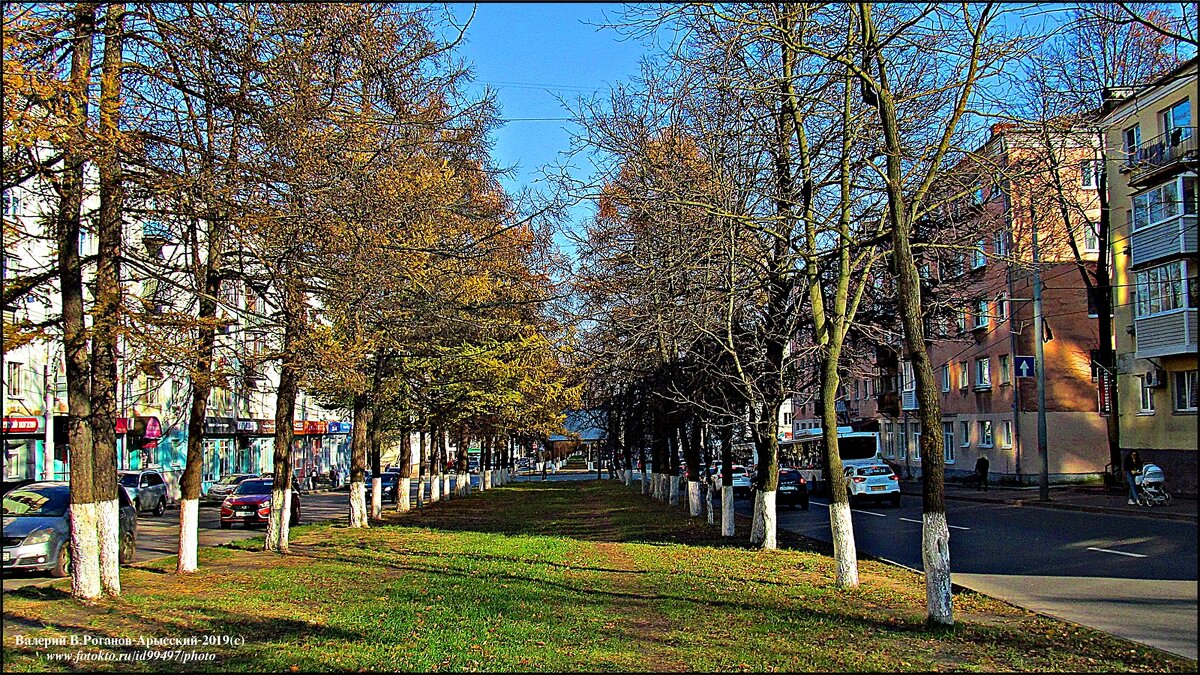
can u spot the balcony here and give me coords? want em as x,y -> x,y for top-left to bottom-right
1135,308 -> 1198,358
1127,127 -> 1197,187
1131,215 -> 1198,269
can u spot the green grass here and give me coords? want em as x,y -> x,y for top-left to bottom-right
1,481 -> 1193,672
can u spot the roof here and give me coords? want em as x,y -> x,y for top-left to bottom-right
548,409 -> 607,442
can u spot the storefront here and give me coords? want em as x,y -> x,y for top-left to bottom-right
2,417 -> 65,481
119,416 -> 164,471
202,416 -> 237,492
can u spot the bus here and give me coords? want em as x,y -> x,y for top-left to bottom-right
781,426 -> 883,494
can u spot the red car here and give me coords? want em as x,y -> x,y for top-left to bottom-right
220,478 -> 300,529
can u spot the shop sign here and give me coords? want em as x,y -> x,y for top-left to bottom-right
2,417 -> 42,434
138,417 -> 163,439
293,420 -> 307,434
237,419 -> 259,434
327,421 -> 351,434
116,417 -> 130,435
260,419 -> 276,434
204,417 -> 236,435
304,421 -> 327,435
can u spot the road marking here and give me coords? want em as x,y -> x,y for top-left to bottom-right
899,516 -> 970,531
796,500 -> 885,518
1086,546 -> 1147,558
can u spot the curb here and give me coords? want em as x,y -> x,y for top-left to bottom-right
900,487 -> 1198,522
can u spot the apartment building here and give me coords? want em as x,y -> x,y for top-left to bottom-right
2,172 -> 354,498
818,122 -> 1112,484
1101,58 -> 1198,495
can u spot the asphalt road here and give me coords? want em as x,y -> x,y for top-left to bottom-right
734,492 -> 1198,660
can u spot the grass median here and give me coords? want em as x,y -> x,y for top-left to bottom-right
2,480 -> 1192,672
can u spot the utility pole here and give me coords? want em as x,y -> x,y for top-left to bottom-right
1031,205 -> 1050,502
43,358 -> 55,480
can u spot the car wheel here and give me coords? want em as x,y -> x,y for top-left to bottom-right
220,521 -> 232,530
119,530 -> 136,564
153,497 -> 165,516
50,543 -> 71,578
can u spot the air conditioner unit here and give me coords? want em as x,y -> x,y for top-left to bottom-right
1144,368 -> 1167,388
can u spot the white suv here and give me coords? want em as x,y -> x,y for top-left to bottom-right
845,464 -> 901,506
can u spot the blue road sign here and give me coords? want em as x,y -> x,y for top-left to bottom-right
1014,355 -> 1036,378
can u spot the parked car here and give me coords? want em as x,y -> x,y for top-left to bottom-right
709,464 -> 753,498
220,478 -> 300,528
776,467 -> 809,510
2,481 -> 137,577
845,464 -> 901,506
203,474 -> 257,505
118,469 -> 169,515
361,471 -> 400,503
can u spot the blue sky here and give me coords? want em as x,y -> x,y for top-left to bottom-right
448,3 -> 653,238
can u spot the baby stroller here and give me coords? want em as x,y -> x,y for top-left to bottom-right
1135,464 -> 1172,507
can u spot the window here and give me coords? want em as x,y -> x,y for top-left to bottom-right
1080,159 -> 1100,189
6,362 -> 23,396
978,420 -> 994,448
1,190 -> 21,217
993,230 -> 1008,257
1175,370 -> 1198,412
973,298 -> 990,329
910,422 -> 921,460
955,307 -> 967,333
1123,125 -> 1140,163
1135,261 -> 1188,317
897,424 -> 906,460
999,354 -> 1011,385
941,364 -> 951,392
882,422 -> 894,458
1132,179 -> 1185,231
1081,223 -> 1100,252
1000,420 -> 1013,448
972,239 -> 986,269
1139,375 -> 1156,413
996,295 -> 1009,321
903,361 -> 915,393
971,184 -> 985,205
958,361 -> 969,389
959,421 -> 970,447
943,423 -> 955,463
1163,99 -> 1192,142
975,357 -> 991,389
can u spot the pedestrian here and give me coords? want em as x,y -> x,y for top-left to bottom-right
329,466 -> 338,488
1123,450 -> 1143,505
974,454 -> 989,491
541,459 -> 548,481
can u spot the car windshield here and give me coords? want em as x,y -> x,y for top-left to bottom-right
2,486 -> 69,517
217,475 -> 246,485
860,466 -> 893,476
119,473 -> 140,488
235,479 -> 273,495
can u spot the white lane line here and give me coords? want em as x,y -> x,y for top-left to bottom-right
899,516 -> 970,531
1087,546 -> 1147,558
794,499 -> 886,518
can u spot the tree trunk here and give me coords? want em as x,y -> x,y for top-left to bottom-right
417,429 -> 427,506
60,3 -> 99,602
349,393 -> 370,528
750,409 -> 780,550
92,0 -> 126,596
265,342 -> 299,554
369,403 -> 382,520
720,427 -> 735,537
820,351 -> 859,586
398,431 -> 412,512
429,426 -> 442,502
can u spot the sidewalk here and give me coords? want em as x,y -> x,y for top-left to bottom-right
900,479 -> 1198,522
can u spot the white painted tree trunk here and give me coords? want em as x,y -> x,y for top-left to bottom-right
278,488 -> 292,551
70,502 -> 100,600
721,486 -> 735,536
923,511 -> 954,625
641,469 -> 649,494
483,470 -> 492,490
398,477 -> 411,512
418,476 -> 427,506
371,477 -> 382,520
265,486 -> 291,553
177,498 -> 200,573
829,500 -> 860,587
460,471 -> 470,496
705,483 -> 715,524
687,480 -> 702,516
670,475 -> 681,505
349,480 -> 368,528
750,489 -> 777,549
97,497 -> 121,594
430,474 -> 441,502
625,469 -> 632,486
442,473 -> 451,499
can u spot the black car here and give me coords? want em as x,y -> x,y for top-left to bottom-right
776,468 -> 809,510
362,471 -> 400,503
